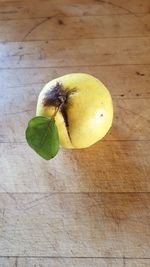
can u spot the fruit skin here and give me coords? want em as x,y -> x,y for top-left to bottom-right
36,73 -> 113,149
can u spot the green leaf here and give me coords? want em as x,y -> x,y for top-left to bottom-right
25,116 -> 59,160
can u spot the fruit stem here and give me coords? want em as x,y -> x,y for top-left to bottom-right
51,102 -> 64,119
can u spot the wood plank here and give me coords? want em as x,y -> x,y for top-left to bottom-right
0,141 -> 149,192
126,259 -> 150,267
0,37 -> 150,68
0,14 -> 150,42
1,258 -> 150,267
0,0 -> 149,20
0,258 -> 124,267
0,193 -> 149,257
0,65 -> 149,99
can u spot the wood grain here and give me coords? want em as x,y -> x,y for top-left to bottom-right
0,65 -> 149,98
0,65 -> 150,101
0,258 -> 124,267
0,14 -> 150,42
0,0 -> 149,20
0,141 -> 149,193
0,37 -> 150,68
0,193 -> 149,257
125,259 -> 150,267
0,258 -> 150,266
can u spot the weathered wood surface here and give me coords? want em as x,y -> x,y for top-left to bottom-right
0,258 -> 150,267
0,193 -> 149,257
0,14 -> 150,42
0,141 -> 149,193
125,259 -> 150,267
1,65 -> 149,98
0,0 -> 150,265
0,38 -> 150,68
0,0 -> 149,20
0,257 -> 124,267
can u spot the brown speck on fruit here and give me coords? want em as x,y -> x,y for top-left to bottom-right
136,93 -> 140,96
121,94 -> 124,97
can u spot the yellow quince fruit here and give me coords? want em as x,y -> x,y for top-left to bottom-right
36,73 -> 113,149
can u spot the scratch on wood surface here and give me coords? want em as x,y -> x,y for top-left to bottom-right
0,184 -> 17,202
21,14 -> 58,41
21,17 -> 50,41
19,54 -> 23,62
15,257 -> 18,267
0,235 -> 15,246
97,0 -> 136,16
3,109 -> 32,116
0,208 -> 8,225
0,141 -> 25,144
41,229 -> 59,254
7,52 -> 33,58
87,194 -> 103,211
21,195 -> 50,212
2,209 -> 5,217
118,104 -> 150,122
0,11 -> 17,14
123,257 -> 126,267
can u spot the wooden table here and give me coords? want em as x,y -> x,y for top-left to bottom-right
0,0 -> 150,266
